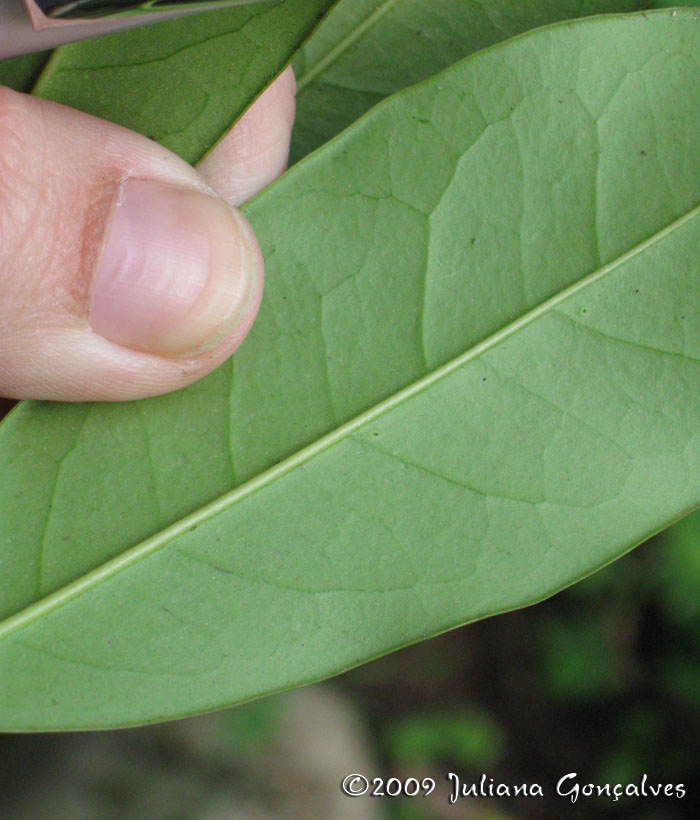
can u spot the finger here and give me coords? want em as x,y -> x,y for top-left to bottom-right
0,86 -> 263,402
198,66 -> 296,206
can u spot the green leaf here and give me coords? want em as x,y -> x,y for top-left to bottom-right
32,0 -> 336,164
0,52 -> 50,92
290,0 -> 651,163
2,10 -> 700,729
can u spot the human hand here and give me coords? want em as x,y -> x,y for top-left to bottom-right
0,66 -> 295,401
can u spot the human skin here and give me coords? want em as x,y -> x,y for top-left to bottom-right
0,66 -> 296,401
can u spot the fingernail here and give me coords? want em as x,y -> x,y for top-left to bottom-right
89,178 -> 261,358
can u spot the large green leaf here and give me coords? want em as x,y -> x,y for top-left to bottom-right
290,0 -> 651,162
32,0 -> 336,164
2,10 -> 700,729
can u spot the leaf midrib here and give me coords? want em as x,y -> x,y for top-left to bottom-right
1,200 -> 697,642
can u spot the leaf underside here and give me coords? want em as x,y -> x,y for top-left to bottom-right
2,10 -> 700,729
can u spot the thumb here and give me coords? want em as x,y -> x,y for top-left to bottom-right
0,86 -> 263,401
